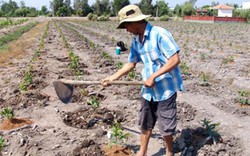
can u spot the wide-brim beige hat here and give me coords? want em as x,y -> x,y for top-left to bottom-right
117,4 -> 151,29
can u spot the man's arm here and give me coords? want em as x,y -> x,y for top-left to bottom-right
102,62 -> 136,85
145,53 -> 180,87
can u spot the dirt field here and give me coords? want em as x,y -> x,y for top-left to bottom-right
0,17 -> 249,156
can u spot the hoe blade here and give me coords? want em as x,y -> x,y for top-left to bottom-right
53,81 -> 73,104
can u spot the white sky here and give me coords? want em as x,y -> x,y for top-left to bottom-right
0,0 -> 247,10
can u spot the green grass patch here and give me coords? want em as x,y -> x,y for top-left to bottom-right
0,22 -> 37,50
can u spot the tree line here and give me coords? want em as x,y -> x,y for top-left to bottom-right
0,0 -> 249,21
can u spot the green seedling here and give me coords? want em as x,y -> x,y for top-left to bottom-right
237,90 -> 250,105
68,51 -> 79,70
200,53 -> 207,61
115,61 -> 124,69
87,96 -> 100,110
19,65 -> 33,92
101,51 -> 112,61
107,121 -> 129,149
0,107 -> 14,120
0,137 -> 4,152
200,72 -> 209,86
199,118 -> 221,145
180,62 -> 190,75
222,56 -> 234,64
128,70 -> 137,80
32,50 -> 41,61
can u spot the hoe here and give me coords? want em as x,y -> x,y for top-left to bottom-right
53,79 -> 144,104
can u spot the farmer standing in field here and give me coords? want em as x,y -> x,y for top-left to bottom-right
101,4 -> 183,156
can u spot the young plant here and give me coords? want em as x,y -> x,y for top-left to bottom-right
222,56 -> 234,64
0,137 -> 4,152
87,96 -> 100,110
31,50 -> 41,61
102,51 -> 112,61
180,61 -> 190,76
199,118 -> 221,145
19,65 -> 33,92
68,51 -> 79,70
115,61 -> 124,69
0,107 -> 14,120
127,70 -> 137,80
107,121 -> 129,149
237,90 -> 250,106
200,72 -> 209,86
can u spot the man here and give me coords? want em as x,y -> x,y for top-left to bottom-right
102,4 -> 183,156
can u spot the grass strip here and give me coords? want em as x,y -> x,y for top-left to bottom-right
0,22 -> 37,50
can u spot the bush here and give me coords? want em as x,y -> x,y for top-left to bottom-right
87,13 -> 93,20
159,15 -> 170,21
147,17 -> 155,21
97,15 -> 109,21
87,13 -> 98,21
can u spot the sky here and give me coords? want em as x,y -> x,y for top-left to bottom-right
0,0 -> 248,10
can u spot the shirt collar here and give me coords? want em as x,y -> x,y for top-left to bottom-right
134,22 -> 153,43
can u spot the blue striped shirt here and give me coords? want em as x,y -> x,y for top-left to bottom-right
128,22 -> 184,101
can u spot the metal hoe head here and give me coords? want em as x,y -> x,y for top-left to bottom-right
53,81 -> 73,104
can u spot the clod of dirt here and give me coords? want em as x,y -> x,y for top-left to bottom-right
61,107 -> 124,129
72,139 -> 105,156
103,145 -> 134,156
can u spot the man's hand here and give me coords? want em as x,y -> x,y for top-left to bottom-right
101,77 -> 113,86
144,75 -> 155,87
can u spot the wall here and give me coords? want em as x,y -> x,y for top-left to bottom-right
218,9 -> 233,17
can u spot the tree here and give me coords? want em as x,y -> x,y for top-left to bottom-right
155,0 -> 169,17
112,0 -> 130,16
81,0 -> 92,16
138,0 -> 153,15
181,2 -> 195,16
40,6 -> 49,15
20,1 -> 25,8
65,0 -> 71,6
73,0 -> 81,15
174,4 -> 182,17
1,0 -> 19,16
92,0 -> 111,16
26,7 -> 38,17
56,5 -> 72,16
50,0 -> 64,16
211,1 -> 219,7
188,0 -> 197,6
14,7 -> 29,16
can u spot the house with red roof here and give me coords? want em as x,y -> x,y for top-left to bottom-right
184,4 -> 247,23
212,4 -> 234,17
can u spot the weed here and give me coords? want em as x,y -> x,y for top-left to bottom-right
222,56 -> 234,64
0,107 -> 14,120
87,96 -> 100,109
19,65 -> 33,92
0,137 -> 4,152
237,90 -> 250,105
0,22 -> 37,50
200,72 -> 209,85
102,51 -> 112,61
180,62 -> 190,75
127,70 -> 137,80
200,53 -> 207,61
115,61 -> 123,69
31,50 -> 41,61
